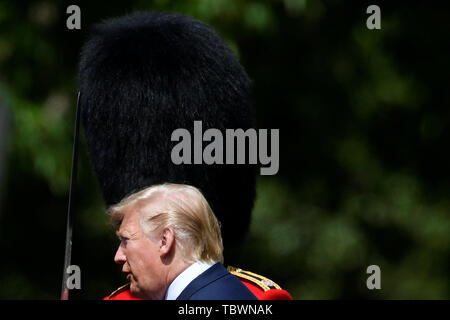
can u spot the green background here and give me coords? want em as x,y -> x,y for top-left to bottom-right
0,0 -> 449,299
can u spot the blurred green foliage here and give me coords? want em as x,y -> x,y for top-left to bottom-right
0,0 -> 449,299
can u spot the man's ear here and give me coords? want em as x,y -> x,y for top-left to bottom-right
159,227 -> 175,256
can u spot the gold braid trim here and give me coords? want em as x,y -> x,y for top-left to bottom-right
227,266 -> 282,292
107,283 -> 130,298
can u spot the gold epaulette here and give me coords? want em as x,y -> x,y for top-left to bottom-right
108,283 -> 130,298
227,266 -> 282,292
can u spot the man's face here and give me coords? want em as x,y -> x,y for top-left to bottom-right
114,203 -> 166,300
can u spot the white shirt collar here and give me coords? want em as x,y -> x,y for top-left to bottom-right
165,261 -> 215,300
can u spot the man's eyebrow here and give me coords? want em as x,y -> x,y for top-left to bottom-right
115,230 -> 129,238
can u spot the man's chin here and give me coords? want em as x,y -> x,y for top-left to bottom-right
129,282 -> 144,298
129,283 -> 161,300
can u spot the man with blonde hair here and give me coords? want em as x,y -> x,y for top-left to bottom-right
109,183 -> 257,300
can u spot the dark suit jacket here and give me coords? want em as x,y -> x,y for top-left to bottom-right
176,263 -> 258,300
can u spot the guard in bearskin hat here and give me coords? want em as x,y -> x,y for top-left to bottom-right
76,11 -> 291,300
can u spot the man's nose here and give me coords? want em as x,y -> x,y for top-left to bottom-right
114,244 -> 126,264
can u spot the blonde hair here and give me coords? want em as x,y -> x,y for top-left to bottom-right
108,183 -> 223,264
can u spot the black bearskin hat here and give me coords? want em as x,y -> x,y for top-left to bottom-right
79,12 -> 256,247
